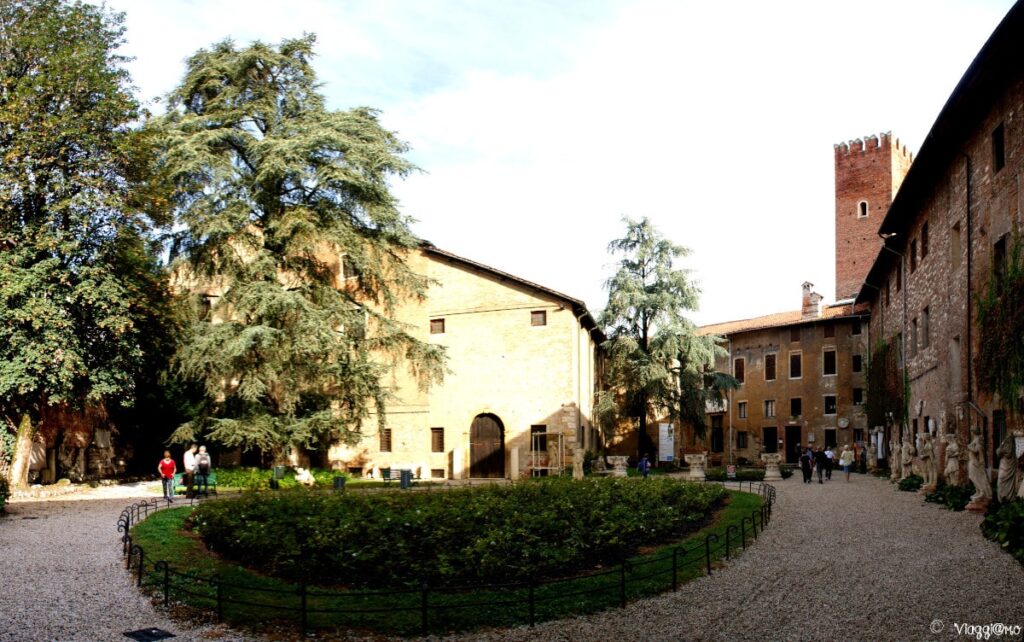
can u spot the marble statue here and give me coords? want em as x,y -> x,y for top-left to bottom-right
294,467 -> 316,487
919,431 -> 936,488
967,426 -> 993,506
901,435 -> 915,480
573,448 -> 585,480
890,438 -> 902,481
943,432 -> 962,487
996,434 -> 1019,502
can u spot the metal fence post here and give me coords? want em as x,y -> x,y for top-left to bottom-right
740,517 -> 748,550
157,561 -> 170,606
750,510 -> 758,538
421,583 -> 429,636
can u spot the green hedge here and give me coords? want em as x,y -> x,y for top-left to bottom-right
0,475 -> 8,512
190,477 -> 725,588
214,466 -> 345,490
704,467 -> 765,482
982,499 -> 1024,564
897,474 -> 924,492
924,483 -> 974,511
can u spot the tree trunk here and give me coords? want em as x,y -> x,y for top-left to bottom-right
9,414 -> 36,490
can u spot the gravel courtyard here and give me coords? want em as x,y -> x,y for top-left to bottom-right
1,475 -> 1023,642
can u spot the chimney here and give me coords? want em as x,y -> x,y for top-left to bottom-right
801,282 -> 822,319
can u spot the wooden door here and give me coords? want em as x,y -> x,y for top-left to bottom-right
470,414 -> 505,478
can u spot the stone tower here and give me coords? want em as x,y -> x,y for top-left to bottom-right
834,132 -> 913,301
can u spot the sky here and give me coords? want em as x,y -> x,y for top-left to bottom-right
100,0 -> 1018,325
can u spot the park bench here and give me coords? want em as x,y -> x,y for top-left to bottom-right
381,467 -> 417,485
172,471 -> 218,496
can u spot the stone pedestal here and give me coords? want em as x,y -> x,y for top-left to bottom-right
966,498 -> 990,513
920,483 -> 938,494
684,453 -> 708,482
761,453 -> 783,481
606,456 -> 629,477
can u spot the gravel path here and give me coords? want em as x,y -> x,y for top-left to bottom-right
2,476 -> 1023,642
0,483 -> 256,642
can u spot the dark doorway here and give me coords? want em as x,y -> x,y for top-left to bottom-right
470,414 -> 505,478
762,427 -> 778,454
710,415 -> 724,453
785,425 -> 802,464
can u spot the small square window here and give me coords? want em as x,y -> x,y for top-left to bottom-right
531,310 -> 547,326
379,428 -> 392,452
790,398 -> 802,418
851,320 -> 862,335
431,427 -> 444,453
852,354 -> 863,373
824,395 -> 837,415
737,431 -> 749,449
430,318 -> 445,334
738,401 -> 747,419
823,323 -> 835,338
431,468 -> 446,479
790,327 -> 800,342
853,388 -> 864,405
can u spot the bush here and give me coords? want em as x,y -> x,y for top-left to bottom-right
982,499 -> 1024,564
897,474 -> 924,492
0,475 -> 9,512
704,467 -> 765,482
924,483 -> 975,511
779,464 -> 794,479
190,477 -> 726,588
214,466 -> 344,490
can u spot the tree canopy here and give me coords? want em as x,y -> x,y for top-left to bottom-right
0,0 -> 169,484
597,216 -> 732,455
154,36 -> 445,454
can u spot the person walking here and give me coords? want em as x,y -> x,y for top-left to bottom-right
183,444 -> 198,498
839,444 -> 856,482
824,446 -> 835,480
814,446 -> 827,484
194,445 -> 212,496
637,453 -> 651,479
158,450 -> 176,502
800,447 -> 813,483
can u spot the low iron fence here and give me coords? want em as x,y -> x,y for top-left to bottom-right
118,480 -> 777,636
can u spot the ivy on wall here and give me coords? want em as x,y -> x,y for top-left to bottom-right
865,339 -> 904,429
976,232 -> 1024,415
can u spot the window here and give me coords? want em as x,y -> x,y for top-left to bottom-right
995,234 -> 1008,287
763,427 -> 778,453
993,122 -> 1006,172
430,318 -> 445,334
853,429 -> 864,443
853,388 -> 864,405
431,468 -> 445,479
737,431 -> 749,449
379,428 -> 392,452
852,354 -> 863,373
824,395 -> 837,415
851,320 -> 862,335
790,398 -> 802,418
764,399 -> 776,418
858,200 -> 868,218
951,222 -> 962,269
790,327 -> 800,342
885,281 -> 891,307
825,428 -> 837,448
765,354 -> 777,381
431,427 -> 444,453
531,425 -> 548,452
531,310 -> 547,326
790,352 -> 802,379
737,401 -> 748,419
711,416 -> 724,453
921,222 -> 929,259
348,466 -> 364,477
734,357 -> 745,383
910,239 -> 917,272
823,349 -> 837,376
922,306 -> 930,349
911,318 -> 918,357
895,263 -> 902,292
823,323 -> 835,338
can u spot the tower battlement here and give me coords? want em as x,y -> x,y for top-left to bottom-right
834,131 -> 914,163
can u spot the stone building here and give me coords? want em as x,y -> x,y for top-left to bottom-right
698,285 -> 868,465
317,243 -> 606,480
856,2 -> 1024,483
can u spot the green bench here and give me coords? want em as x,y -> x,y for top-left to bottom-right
172,471 -> 218,496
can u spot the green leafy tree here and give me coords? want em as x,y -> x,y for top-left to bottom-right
597,217 -> 732,457
154,36 -> 445,455
0,0 -> 168,487
976,232 -> 1024,424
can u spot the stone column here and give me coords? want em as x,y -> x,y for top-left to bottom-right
510,446 -> 520,481
761,453 -> 783,481
451,447 -> 465,480
684,453 -> 708,482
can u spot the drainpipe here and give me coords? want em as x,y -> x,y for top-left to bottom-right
727,337 -> 733,467
959,151 -> 973,406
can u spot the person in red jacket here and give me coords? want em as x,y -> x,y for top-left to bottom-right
158,450 -> 176,502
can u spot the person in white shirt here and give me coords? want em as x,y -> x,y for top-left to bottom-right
824,447 -> 835,480
183,444 -> 198,498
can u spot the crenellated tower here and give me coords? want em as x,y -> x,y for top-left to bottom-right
834,131 -> 914,301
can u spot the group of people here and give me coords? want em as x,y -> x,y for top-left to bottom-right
158,444 -> 213,501
798,444 -> 856,484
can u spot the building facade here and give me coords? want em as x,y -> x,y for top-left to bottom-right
328,244 -> 605,480
699,285 -> 868,465
856,3 -> 1024,481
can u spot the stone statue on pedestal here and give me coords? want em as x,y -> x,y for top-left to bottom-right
943,433 -> 962,487
901,435 -> 915,480
890,437 -> 902,481
572,448 -> 585,480
967,426 -> 992,509
920,431 -> 936,488
996,434 -> 1019,502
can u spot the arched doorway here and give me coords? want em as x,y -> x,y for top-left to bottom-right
470,414 -> 505,478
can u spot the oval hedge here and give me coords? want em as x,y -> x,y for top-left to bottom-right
189,477 -> 725,588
